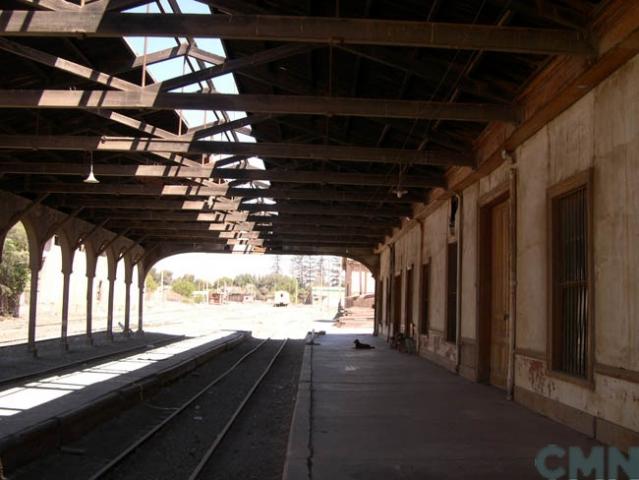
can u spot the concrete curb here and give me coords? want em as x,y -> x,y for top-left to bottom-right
0,334 -> 186,389
0,331 -> 249,471
282,335 -> 313,480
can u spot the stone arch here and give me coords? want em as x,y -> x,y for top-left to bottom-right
0,221 -> 31,319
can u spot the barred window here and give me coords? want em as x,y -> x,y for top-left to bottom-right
420,263 -> 430,335
549,171 -> 592,380
446,242 -> 458,342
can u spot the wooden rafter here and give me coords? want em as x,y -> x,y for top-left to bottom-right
0,90 -> 519,123
0,12 -> 594,55
0,134 -> 473,167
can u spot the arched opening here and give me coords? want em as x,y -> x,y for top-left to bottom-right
93,250 -> 109,335
33,234 -> 64,343
138,252 -> 373,339
0,222 -> 30,346
67,242 -> 86,338
115,259 -> 126,333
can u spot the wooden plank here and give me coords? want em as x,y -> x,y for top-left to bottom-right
24,182 -> 417,203
56,197 -> 240,211
0,38 -> 139,91
0,90 -> 519,123
0,162 -> 442,187
151,43 -> 315,92
242,203 -> 409,218
0,12 -> 593,55
184,114 -> 272,140
251,215 -> 399,229
0,134 -> 473,167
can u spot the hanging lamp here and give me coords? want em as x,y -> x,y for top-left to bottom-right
83,151 -> 99,184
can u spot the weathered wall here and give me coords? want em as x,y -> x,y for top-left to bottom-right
513,52 -> 639,437
378,52 -> 639,444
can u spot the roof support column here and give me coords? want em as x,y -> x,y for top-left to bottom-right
60,271 -> 71,350
373,278 -> 381,337
106,277 -> 115,341
85,274 -> 95,345
27,263 -> 40,356
84,243 -> 98,345
123,279 -> 132,336
59,235 -> 74,351
137,282 -> 144,334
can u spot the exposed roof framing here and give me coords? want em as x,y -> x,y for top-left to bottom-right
0,0 -> 605,256
0,90 -> 519,123
0,11 -> 593,55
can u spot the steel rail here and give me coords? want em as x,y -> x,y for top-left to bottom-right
0,335 -> 185,389
88,337 -> 273,480
188,338 -> 289,480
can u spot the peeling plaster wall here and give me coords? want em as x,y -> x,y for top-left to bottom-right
514,52 -> 639,434
379,52 -> 639,438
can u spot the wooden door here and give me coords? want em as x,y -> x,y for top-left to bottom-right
489,200 -> 510,388
393,274 -> 402,337
405,269 -> 413,337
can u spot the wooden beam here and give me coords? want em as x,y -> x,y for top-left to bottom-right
126,228 -> 256,238
66,196 -> 405,217
96,210 -> 249,222
21,182 -> 229,197
235,187 -> 420,204
106,220 -> 254,231
337,45 -> 511,102
256,227 -> 384,238
262,232 -> 380,241
20,182 -> 418,203
14,0 -> 80,11
242,203 -> 409,218
151,43 -> 315,92
250,215 -> 399,229
264,237 -> 374,246
0,12 -> 593,55
0,162 -> 443,187
75,198 -> 240,211
185,114 -> 272,140
0,90 -> 519,123
0,38 -> 139,92
0,134 -> 473,167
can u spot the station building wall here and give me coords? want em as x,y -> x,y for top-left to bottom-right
377,52 -> 639,449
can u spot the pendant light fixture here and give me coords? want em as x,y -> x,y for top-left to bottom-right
83,151 -> 99,184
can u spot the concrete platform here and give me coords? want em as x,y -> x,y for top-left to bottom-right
0,331 -> 183,386
0,330 -> 247,470
284,334 -> 600,480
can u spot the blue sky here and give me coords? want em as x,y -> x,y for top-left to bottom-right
122,1 -> 279,271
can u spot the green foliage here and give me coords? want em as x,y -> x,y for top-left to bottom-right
0,224 -> 30,317
233,273 -> 256,287
171,276 -> 197,298
212,276 -> 233,289
145,274 -> 159,292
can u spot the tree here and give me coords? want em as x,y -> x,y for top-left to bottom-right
213,276 -> 233,289
0,224 -> 30,317
171,275 -> 197,298
233,273 -> 256,287
145,274 -> 159,293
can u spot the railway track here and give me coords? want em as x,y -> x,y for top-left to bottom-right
86,337 -> 288,480
9,337 -> 293,480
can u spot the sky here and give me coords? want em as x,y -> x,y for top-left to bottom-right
123,0 -> 277,265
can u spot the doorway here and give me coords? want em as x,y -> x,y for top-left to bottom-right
405,268 -> 413,337
392,274 -> 402,337
478,191 -> 511,389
